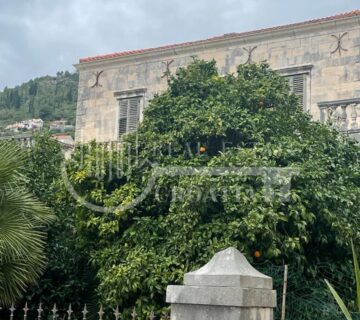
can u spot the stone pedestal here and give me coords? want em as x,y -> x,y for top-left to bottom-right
166,247 -> 276,320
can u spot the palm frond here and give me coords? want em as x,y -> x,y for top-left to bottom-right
0,142 -> 26,186
0,142 -> 55,306
0,210 -> 46,259
0,187 -> 54,223
0,256 -> 45,306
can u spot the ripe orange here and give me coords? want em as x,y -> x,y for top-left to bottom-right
199,146 -> 206,153
254,251 -> 261,258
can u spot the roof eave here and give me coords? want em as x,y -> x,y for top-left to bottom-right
75,13 -> 360,71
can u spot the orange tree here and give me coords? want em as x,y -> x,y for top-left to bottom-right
60,60 -> 360,319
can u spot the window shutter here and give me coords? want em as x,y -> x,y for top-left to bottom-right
128,97 -> 140,133
288,74 -> 306,110
118,97 -> 141,139
118,99 -> 128,138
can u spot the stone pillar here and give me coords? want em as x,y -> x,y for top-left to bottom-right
166,247 -> 276,320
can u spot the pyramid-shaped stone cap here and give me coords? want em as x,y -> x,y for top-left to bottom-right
184,247 -> 273,289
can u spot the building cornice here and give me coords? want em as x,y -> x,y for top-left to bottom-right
114,88 -> 147,99
276,64 -> 313,75
74,14 -> 360,71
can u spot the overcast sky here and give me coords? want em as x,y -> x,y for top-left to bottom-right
0,0 -> 359,90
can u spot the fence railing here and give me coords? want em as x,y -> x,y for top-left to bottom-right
318,98 -> 360,140
0,134 -> 35,147
0,303 -> 170,320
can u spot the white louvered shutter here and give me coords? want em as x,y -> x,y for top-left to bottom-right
118,97 -> 140,139
287,74 -> 306,110
128,97 -> 140,133
118,99 -> 128,138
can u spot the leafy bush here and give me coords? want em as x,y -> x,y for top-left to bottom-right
325,241 -> 360,319
23,133 -> 97,310
59,60 -> 360,319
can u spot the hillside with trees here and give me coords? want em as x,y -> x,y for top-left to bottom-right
0,71 -> 78,130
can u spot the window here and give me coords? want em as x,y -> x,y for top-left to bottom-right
286,73 -> 306,110
114,88 -> 146,140
277,65 -> 312,111
118,97 -> 141,138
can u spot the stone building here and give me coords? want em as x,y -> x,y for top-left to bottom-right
74,10 -> 360,143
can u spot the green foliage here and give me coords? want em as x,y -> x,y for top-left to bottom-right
259,262 -> 349,320
326,279 -> 353,320
58,60 -> 360,319
26,132 -> 63,201
0,141 -> 54,306
354,241 -> 360,313
0,71 -> 78,129
325,242 -> 360,319
23,134 -> 97,309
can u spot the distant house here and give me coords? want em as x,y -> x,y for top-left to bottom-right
0,131 -> 75,159
5,119 -> 44,132
49,119 -> 75,132
4,123 -> 20,132
75,10 -> 360,143
51,133 -> 75,146
49,119 -> 67,131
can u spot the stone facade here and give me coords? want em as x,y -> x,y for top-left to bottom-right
75,11 -> 360,143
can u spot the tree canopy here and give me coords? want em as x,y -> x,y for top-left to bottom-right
56,60 -> 360,318
0,71 -> 78,130
21,60 -> 360,319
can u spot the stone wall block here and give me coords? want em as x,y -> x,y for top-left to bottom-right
166,247 -> 276,320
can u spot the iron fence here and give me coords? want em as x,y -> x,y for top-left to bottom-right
0,303 -> 170,320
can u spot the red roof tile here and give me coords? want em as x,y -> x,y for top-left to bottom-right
79,10 -> 360,63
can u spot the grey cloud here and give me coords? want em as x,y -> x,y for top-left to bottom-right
0,0 -> 359,89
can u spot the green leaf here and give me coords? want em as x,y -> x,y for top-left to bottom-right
325,279 -> 352,320
0,140 -> 55,306
351,240 -> 360,312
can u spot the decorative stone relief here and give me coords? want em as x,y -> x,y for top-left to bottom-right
331,32 -> 348,55
91,70 -> 104,88
243,46 -> 258,64
161,60 -> 174,79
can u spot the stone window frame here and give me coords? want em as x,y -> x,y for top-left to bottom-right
113,88 -> 147,140
276,64 -> 313,112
